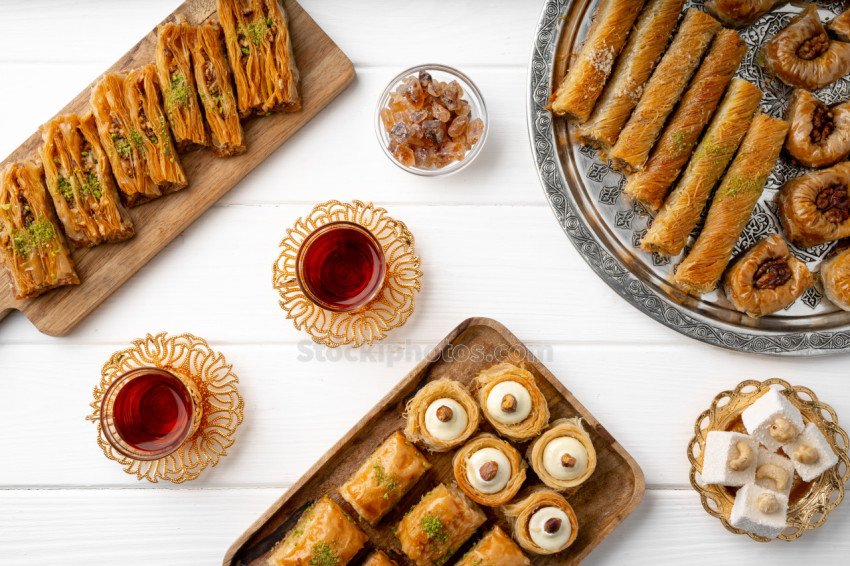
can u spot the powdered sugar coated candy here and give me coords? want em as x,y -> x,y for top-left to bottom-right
742,388 -> 805,451
700,431 -> 758,487
782,422 -> 839,482
730,483 -> 789,539
755,448 -> 795,497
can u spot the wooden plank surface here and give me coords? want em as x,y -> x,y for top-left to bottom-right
224,318 -> 644,565
0,0 -> 355,335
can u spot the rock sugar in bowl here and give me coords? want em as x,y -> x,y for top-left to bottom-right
376,64 -> 487,176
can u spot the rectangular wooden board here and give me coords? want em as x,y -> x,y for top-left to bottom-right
0,0 -> 354,335
224,317 -> 645,565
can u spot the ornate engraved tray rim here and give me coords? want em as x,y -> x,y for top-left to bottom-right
527,0 -> 850,355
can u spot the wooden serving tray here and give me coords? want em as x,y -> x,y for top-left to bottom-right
224,318 -> 645,565
0,0 -> 354,335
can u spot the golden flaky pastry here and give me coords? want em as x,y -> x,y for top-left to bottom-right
404,378 -> 480,452
396,483 -> 486,566
529,417 -> 597,491
785,89 -> 850,169
362,550 -> 398,566
503,489 -> 579,556
471,362 -> 550,442
339,431 -> 430,525
821,246 -> 850,311
778,162 -> 850,248
268,496 -> 367,566
705,0 -> 782,28
455,526 -> 531,566
453,433 -> 527,507
761,3 -> 850,91
723,235 -> 814,318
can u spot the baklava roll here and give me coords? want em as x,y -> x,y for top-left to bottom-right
777,162 -> 850,248
785,89 -> 850,169
828,7 -> 850,42
0,162 -> 78,300
529,418 -> 597,491
453,433 -> 527,507
363,550 -> 398,566
503,489 -> 578,556
705,0 -> 782,28
470,363 -> 550,442
90,72 -> 161,206
396,483 -> 486,566
41,114 -> 134,248
192,21 -> 246,157
268,495 -> 367,566
674,114 -> 789,295
124,64 -> 188,194
609,10 -> 721,173
217,0 -> 301,117
624,29 -> 747,212
761,4 -> 850,91
404,378 -> 480,452
156,19 -> 209,151
641,79 -> 762,257
821,246 -> 850,311
723,234 -> 814,318
338,431 -> 431,525
576,0 -> 685,152
549,0 -> 644,123
455,526 -> 531,566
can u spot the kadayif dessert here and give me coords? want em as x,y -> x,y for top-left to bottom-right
452,433 -> 527,507
470,363 -> 550,442
529,417 -> 597,491
503,489 -> 579,555
404,378 -> 480,452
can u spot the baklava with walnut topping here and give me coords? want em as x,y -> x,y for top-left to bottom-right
217,0 -> 300,117
785,89 -> 850,169
778,162 -> 850,248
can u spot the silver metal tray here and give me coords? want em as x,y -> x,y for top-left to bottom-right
529,0 -> 850,355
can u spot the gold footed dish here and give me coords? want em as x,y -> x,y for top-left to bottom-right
87,332 -> 244,483
688,378 -> 849,541
272,199 -> 422,347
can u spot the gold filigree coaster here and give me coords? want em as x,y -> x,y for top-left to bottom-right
87,332 -> 244,483
688,378 -> 850,541
272,200 -> 422,347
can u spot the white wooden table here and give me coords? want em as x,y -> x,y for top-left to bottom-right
1,1 -> 848,564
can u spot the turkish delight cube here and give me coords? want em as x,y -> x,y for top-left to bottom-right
730,483 -> 788,539
742,388 -> 804,451
782,422 -> 839,482
701,431 -> 758,487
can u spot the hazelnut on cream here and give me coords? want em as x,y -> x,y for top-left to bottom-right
486,381 -> 532,425
424,398 -> 468,442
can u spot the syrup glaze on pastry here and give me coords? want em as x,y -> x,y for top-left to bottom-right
456,526 -> 530,566
786,89 -> 850,168
778,162 -> 850,248
722,234 -> 814,318
705,0 -> 782,28
761,4 -> 850,91
820,246 -> 850,311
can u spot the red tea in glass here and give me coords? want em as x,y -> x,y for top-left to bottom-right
296,221 -> 387,311
101,367 -> 201,460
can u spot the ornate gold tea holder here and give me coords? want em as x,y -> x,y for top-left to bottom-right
87,332 -> 244,483
688,378 -> 850,541
272,200 -> 422,348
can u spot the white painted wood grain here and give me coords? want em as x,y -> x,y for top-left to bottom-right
1,489 -> 847,565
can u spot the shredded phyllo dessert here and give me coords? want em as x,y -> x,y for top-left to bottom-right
217,0 -> 301,117
124,64 -> 188,194
91,72 -> 161,206
192,21 -> 246,157
41,114 -> 135,248
549,0 -> 644,123
0,161 -> 79,299
156,19 -> 209,152
705,0 -> 782,28
380,72 -> 485,169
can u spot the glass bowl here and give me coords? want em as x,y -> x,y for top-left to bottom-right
375,64 -> 488,177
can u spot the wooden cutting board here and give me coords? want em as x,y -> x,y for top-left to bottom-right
0,0 -> 354,335
224,318 -> 645,565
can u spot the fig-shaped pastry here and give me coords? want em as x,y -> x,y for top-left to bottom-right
470,362 -> 550,442
396,483 -> 486,566
529,418 -> 597,491
453,433 -> 527,507
778,162 -> 850,247
456,526 -> 531,566
722,235 -> 814,318
828,7 -> 850,42
820,246 -> 850,311
705,0 -> 782,28
786,89 -> 850,168
503,489 -> 579,556
761,4 -> 850,90
403,378 -> 480,452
